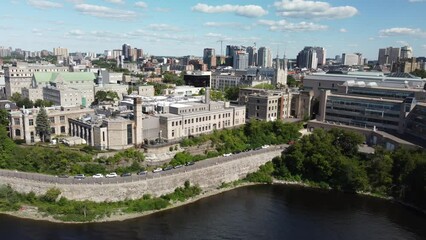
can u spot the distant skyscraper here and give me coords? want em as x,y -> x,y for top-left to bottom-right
203,48 -> 216,69
296,47 -> 318,69
258,47 -> 272,68
233,51 -> 248,70
53,47 -> 69,57
342,53 -> 359,66
246,46 -> 257,66
401,46 -> 413,59
378,47 -> 400,65
122,43 -> 131,61
314,47 -> 326,66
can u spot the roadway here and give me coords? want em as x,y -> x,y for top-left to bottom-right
0,145 -> 287,185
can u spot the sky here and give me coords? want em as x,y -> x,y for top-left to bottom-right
1,0 -> 426,60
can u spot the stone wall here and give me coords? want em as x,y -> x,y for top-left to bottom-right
0,150 -> 281,202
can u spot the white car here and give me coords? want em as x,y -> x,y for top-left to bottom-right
223,153 -> 232,157
106,172 -> 118,178
92,173 -> 104,179
152,168 -> 163,173
261,145 -> 270,149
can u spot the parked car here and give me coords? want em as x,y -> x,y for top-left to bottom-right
185,161 -> 195,166
57,174 -> 69,178
92,173 -> 104,179
137,170 -> 148,175
174,165 -> 183,169
261,145 -> 270,149
223,153 -> 232,157
163,166 -> 173,171
152,168 -> 163,173
106,172 -> 118,178
74,174 -> 85,180
121,172 -> 132,177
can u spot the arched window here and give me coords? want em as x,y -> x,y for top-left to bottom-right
15,129 -> 21,136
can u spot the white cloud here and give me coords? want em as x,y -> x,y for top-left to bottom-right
135,1 -> 147,8
75,4 -> 137,19
147,24 -> 180,31
68,29 -> 85,36
104,0 -> 124,4
204,22 -> 252,30
27,0 -> 63,9
155,8 -> 170,12
339,28 -> 347,33
192,3 -> 268,18
258,19 -> 328,32
273,0 -> 358,19
66,0 -> 84,3
379,27 -> 426,37
396,40 -> 409,46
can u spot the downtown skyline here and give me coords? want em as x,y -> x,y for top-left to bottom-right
1,0 -> 426,59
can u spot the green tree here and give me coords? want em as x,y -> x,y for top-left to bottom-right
0,124 -> 15,168
0,109 -> 9,126
224,86 -> 240,100
253,83 -> 275,90
9,92 -> 22,103
34,99 -> 53,108
210,90 -> 225,101
287,75 -> 301,88
411,69 -> 426,78
35,107 -> 51,142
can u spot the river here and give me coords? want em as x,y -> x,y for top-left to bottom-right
0,185 -> 425,240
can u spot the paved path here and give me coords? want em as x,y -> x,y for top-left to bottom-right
0,145 -> 287,185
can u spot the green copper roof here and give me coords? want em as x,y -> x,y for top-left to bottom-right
34,72 -> 96,83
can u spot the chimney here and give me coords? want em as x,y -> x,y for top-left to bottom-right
205,87 -> 210,105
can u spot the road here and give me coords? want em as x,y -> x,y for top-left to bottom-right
0,145 -> 287,185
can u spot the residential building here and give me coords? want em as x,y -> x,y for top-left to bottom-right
246,46 -> 257,66
233,51 -> 248,70
257,47 -> 272,68
401,46 -> 413,60
342,53 -> 362,66
53,47 -> 69,58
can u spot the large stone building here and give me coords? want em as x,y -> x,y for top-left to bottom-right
9,106 -> 94,144
4,63 -> 69,98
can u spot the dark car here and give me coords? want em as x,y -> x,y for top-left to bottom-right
137,170 -> 148,175
173,165 -> 183,169
121,172 -> 132,177
163,166 -> 173,171
185,161 -> 195,166
74,174 -> 85,180
57,174 -> 69,178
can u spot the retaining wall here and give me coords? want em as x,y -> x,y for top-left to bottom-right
0,149 -> 281,202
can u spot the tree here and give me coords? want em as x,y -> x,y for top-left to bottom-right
210,90 -> 225,101
0,109 -> 9,126
287,75 -> 301,88
0,124 -> 15,168
35,107 -> 51,142
34,99 -> 53,108
9,93 -> 22,103
411,69 -> 426,79
224,86 -> 240,100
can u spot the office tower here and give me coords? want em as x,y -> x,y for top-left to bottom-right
233,51 -> 248,70
246,46 -> 258,66
258,47 -> 272,68
401,46 -> 413,60
122,43 -> 131,61
203,48 -> 216,69
314,47 -> 326,66
296,47 -> 318,69
342,53 -> 360,66
53,47 -> 69,57
378,47 -> 401,65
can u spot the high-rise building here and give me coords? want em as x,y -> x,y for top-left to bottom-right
296,47 -> 318,69
378,47 -> 401,65
203,48 -> 216,69
258,47 -> 272,68
53,47 -> 69,57
122,44 -> 131,61
233,51 -> 248,70
342,53 -> 360,66
314,47 -> 326,66
401,46 -> 413,60
246,46 -> 257,66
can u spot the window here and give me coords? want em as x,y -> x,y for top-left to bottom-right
14,118 -> 20,125
15,129 -> 21,136
102,132 -> 105,141
60,126 -> 66,133
49,117 -> 55,123
51,127 -> 55,134
127,124 -> 133,145
29,119 -> 34,126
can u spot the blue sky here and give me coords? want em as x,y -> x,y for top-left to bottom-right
1,0 -> 426,60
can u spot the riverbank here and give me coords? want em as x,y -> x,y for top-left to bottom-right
0,182 -> 260,224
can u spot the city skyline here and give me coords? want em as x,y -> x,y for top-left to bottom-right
1,0 -> 426,59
